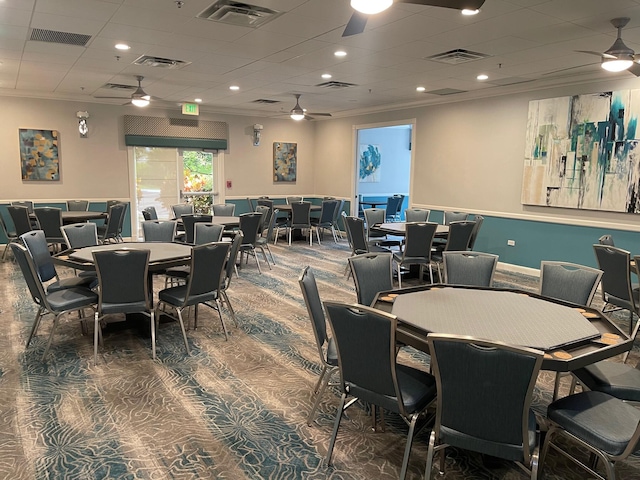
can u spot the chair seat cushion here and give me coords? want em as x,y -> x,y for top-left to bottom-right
47,287 -> 98,311
396,364 -> 437,414
165,265 -> 190,278
547,390 -> 640,456
46,275 -> 96,293
572,361 -> 640,402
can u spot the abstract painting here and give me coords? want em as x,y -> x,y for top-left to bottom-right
359,144 -> 381,183
19,128 -> 60,181
273,142 -> 297,182
522,90 -> 640,213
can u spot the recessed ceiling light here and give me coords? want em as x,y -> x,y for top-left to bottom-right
461,9 -> 480,15
229,85 -> 240,91
115,43 -> 130,50
322,73 -> 332,79
416,86 -> 426,92
194,98 -> 202,103
476,74 -> 489,80
334,50 -> 347,57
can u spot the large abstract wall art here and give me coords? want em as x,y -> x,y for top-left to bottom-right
273,142 -> 297,182
19,129 -> 60,181
522,90 -> 640,213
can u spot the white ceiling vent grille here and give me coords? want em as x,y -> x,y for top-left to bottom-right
426,49 -> 491,65
197,1 -> 282,27
29,28 -> 91,47
133,55 -> 191,69
315,81 -> 357,89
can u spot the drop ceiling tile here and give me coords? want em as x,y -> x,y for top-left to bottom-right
109,6 -> 191,31
30,12 -> 107,36
35,0 -> 119,20
178,18 -> 253,42
1,0 -> 36,11
0,25 -> 28,40
530,0 -> 638,21
0,6 -> 32,27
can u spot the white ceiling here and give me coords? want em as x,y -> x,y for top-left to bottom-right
3,0 -> 640,118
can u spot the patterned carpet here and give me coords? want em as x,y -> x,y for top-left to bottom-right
1,239 -> 639,479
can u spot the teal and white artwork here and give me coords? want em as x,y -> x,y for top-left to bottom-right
359,144 -> 380,183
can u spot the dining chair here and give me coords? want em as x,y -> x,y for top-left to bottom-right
539,261 -> 603,306
21,230 -> 95,293
0,211 -> 19,261
286,196 -> 303,204
61,222 -> 99,248
8,205 -> 35,237
363,207 -> 401,249
12,243 -> 97,361
343,215 -> 389,278
385,195 -> 404,222
141,220 -> 177,243
239,212 -> 266,272
34,207 -> 65,252
467,214 -> 484,250
348,252 -> 394,306
324,301 -> 437,480
442,251 -> 499,287
311,199 -> 339,243
425,334 -> 543,480
171,203 -> 194,219
181,214 -> 213,244
256,198 -> 274,229
11,200 -> 35,214
393,222 -> 438,286
598,234 -> 615,246
141,206 -> 158,221
404,208 -> 430,223
97,203 -> 126,244
279,201 -> 314,246
92,248 -> 155,364
217,232 -> 243,326
331,199 -> 345,240
541,390 -> 640,480
431,220 -> 476,280
255,205 -> 271,234
156,242 -> 231,341
443,211 -> 469,225
66,200 -> 89,211
256,209 -> 278,265
212,203 -> 235,216
299,267 -> 339,425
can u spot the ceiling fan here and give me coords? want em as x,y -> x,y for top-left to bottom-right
289,94 -> 332,121
343,0 -> 485,36
577,17 -> 640,76
94,75 -> 153,107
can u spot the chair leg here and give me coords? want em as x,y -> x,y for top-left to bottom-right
175,308 -> 191,355
397,262 -> 403,288
552,372 -> 562,401
43,313 -> 62,361
93,311 -> 101,365
220,291 -> 238,327
424,430 -> 437,479
150,310 -> 156,360
307,367 -> 332,426
26,307 -> 46,347
399,413 -> 419,480
215,298 -> 230,340
326,392 -> 347,466
252,247 -> 263,274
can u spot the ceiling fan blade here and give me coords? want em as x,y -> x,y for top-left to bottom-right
542,62 -> 600,76
94,96 -> 130,99
306,112 -> 332,117
628,63 -> 640,76
397,0 -> 485,9
576,50 -> 617,59
342,11 -> 368,37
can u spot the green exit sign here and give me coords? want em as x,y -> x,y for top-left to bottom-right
182,103 -> 199,116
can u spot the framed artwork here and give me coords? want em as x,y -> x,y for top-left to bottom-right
522,90 -> 640,213
359,144 -> 381,183
19,129 -> 60,181
273,142 -> 297,182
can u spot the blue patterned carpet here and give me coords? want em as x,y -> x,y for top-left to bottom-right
1,240 -> 639,479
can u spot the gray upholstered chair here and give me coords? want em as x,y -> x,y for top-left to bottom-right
256,209 -> 278,265
541,390 -> 640,480
11,200 -> 34,213
286,196 -> 303,204
278,201 -> 314,246
212,203 -> 235,216
239,212 -> 266,272
8,205 -> 35,236
363,207 -> 401,249
61,222 -> 99,248
443,211 -> 469,225
442,251 -> 499,287
343,215 -> 389,277
156,242 -> 231,341
171,203 -> 193,219
598,234 -> 615,246
467,214 -> 484,250
142,206 -> 158,221
385,195 -> 404,222
0,211 -> 19,261
404,208 -> 430,223
141,220 -> 177,243
539,261 -> 602,306
194,223 -> 224,244
66,200 -> 89,211
180,214 -> 212,244
255,204 -> 271,234
299,266 -> 339,425
393,222 -> 438,286
12,243 -> 97,361
93,248 -> 155,364
34,207 -> 65,252
97,203 -> 126,243
311,199 -> 339,243
331,199 -> 345,240
348,252 -> 394,306
425,334 -> 544,480
324,302 -> 437,480
431,220 -> 476,280
21,230 -> 95,293
217,232 -> 243,326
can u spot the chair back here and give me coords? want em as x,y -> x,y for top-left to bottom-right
255,205 -> 271,232
105,200 -> 121,211
427,334 -> 543,463
171,203 -> 193,219
239,212 -> 262,247
468,215 -> 484,250
10,243 -> 49,309
332,199 -> 345,225
11,201 -> 34,213
344,216 -> 369,255
594,245 -> 635,305
141,220 -> 177,243
256,199 -> 274,224
539,261 -> 603,306
34,207 -> 64,243
299,267 -> 329,356
194,223 -> 224,244
262,208 -> 278,242
402,222 -> 437,261
181,214 -> 212,244
348,252 -> 393,306
443,251 -> 498,287
102,203 -> 126,242
66,200 -> 89,211
7,206 -> 34,236
61,222 -> 98,248
444,220 -> 475,251
405,208 -> 430,223
444,211 -> 469,225
21,230 -> 58,283
317,200 -> 339,226
212,204 -> 235,216
287,196 -> 303,204
385,196 -> 403,221
598,234 -> 615,246
0,212 -> 16,239
93,249 -> 151,315
142,206 -> 158,221
183,242 -> 230,306
223,232 -> 243,289
324,302 -> 405,414
290,202 -> 311,228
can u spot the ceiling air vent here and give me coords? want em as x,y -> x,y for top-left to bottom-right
315,81 -> 358,89
102,83 -> 136,90
197,1 -> 282,27
133,55 -> 191,69
252,99 -> 281,104
29,28 -> 91,47
426,49 -> 491,65
425,88 -> 467,96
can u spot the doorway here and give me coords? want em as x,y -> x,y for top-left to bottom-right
354,121 -> 414,219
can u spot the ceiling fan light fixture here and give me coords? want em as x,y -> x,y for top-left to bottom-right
350,0 -> 393,15
131,97 -> 150,107
461,9 -> 480,15
602,56 -> 634,72
290,112 -> 305,121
